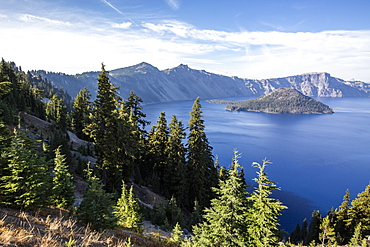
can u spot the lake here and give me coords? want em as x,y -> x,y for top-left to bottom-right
142,97 -> 370,232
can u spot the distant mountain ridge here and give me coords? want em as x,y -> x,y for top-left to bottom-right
32,62 -> 370,103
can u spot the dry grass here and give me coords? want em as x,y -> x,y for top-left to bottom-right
0,207 -> 174,247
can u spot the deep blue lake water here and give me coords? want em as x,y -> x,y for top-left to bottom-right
142,97 -> 370,232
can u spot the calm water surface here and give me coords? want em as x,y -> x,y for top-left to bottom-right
143,97 -> 370,232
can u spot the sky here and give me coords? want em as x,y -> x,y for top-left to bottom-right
1,0 -> 370,82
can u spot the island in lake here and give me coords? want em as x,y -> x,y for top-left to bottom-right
210,88 -> 334,114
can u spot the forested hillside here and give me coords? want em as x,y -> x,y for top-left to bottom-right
0,59 -> 369,246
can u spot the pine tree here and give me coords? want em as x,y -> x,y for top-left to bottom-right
186,97 -> 218,210
83,64 -> 127,192
1,131 -> 51,209
290,224 -> 302,244
319,215 -> 335,246
163,115 -> 187,205
124,91 -> 150,131
347,184 -> 370,239
123,91 -> 149,182
192,151 -> 250,246
76,167 -> 116,231
72,87 -> 92,139
306,210 -> 322,245
114,182 -> 143,232
171,222 -> 183,245
51,146 -> 74,209
146,111 -> 169,193
335,189 -> 352,244
247,159 -> 287,247
349,222 -> 363,247
301,218 -> 309,243
46,94 -> 68,131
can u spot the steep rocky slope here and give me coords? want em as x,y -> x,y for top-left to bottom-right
33,63 -> 370,103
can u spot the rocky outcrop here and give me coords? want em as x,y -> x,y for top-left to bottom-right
33,63 -> 370,103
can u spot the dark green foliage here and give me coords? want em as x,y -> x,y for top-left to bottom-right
143,197 -> 183,231
83,64 -> 129,192
146,112 -> 169,193
28,71 -> 73,107
76,167 -> 116,231
1,131 -> 51,209
124,91 -> 150,131
247,160 -> 287,246
123,91 -> 148,183
186,97 -> 218,210
306,210 -> 322,245
51,146 -> 74,209
114,181 -> 143,232
335,189 -> 352,244
163,115 -> 187,205
0,59 -> 47,123
290,218 -> 308,245
46,94 -> 68,131
192,151 -> 250,246
347,184 -> 370,239
219,87 -> 334,114
71,87 -> 92,140
290,224 -> 302,244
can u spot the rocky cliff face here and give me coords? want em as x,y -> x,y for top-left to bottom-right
33,63 -> 370,103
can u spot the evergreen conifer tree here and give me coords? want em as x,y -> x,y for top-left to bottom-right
347,184 -> 370,239
192,151 -> 250,246
51,146 -> 74,209
124,91 -> 150,131
186,97 -> 218,210
72,87 -> 92,139
123,91 -> 149,182
335,189 -> 352,244
114,182 -> 143,232
349,222 -> 363,247
290,224 -> 302,244
163,115 -> 187,205
171,222 -> 183,245
83,64 -> 127,192
1,131 -> 51,209
247,160 -> 287,247
306,210 -> 322,245
46,94 -> 68,131
146,112 -> 169,192
319,215 -> 335,246
76,166 -> 116,231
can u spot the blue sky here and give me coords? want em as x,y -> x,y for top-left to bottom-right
1,0 -> 370,82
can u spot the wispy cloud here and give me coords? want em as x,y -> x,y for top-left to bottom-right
100,0 -> 136,24
18,14 -> 72,26
100,0 -> 124,15
112,22 -> 132,29
1,2 -> 370,82
165,0 -> 180,10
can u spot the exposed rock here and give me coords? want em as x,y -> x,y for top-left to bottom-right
32,63 -> 370,103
